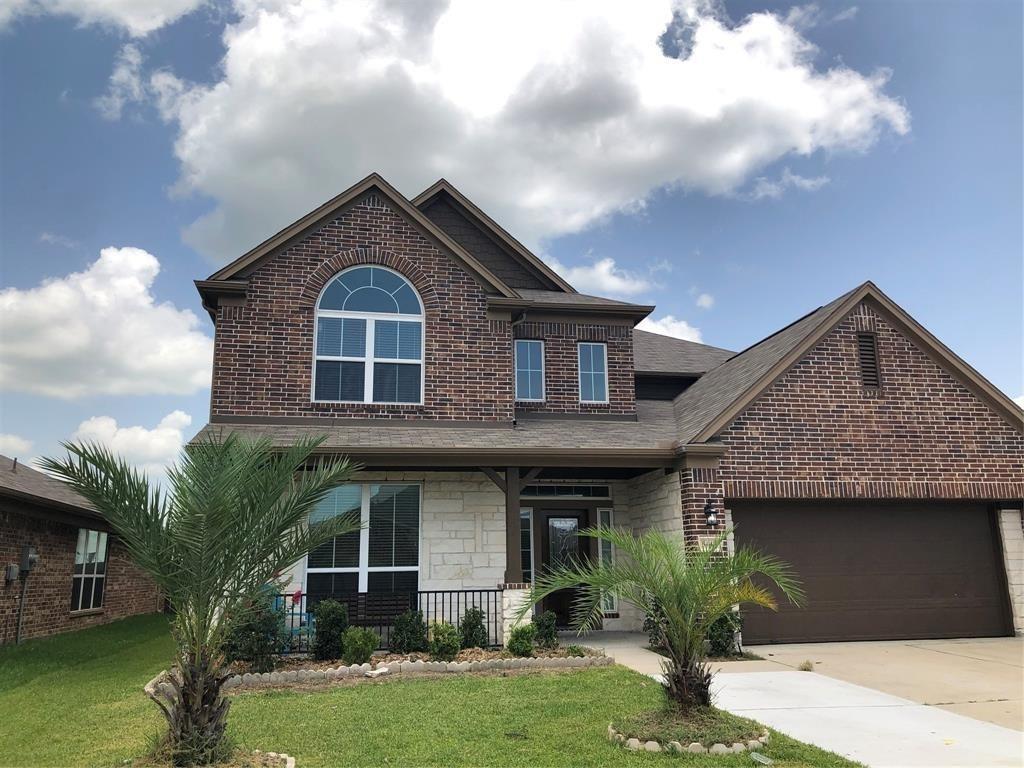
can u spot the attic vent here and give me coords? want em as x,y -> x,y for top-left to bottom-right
857,332 -> 881,388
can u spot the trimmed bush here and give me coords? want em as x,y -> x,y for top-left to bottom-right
390,610 -> 428,653
706,612 -> 742,657
534,610 -> 558,649
311,599 -> 349,661
458,607 -> 488,649
223,592 -> 288,672
642,600 -> 666,650
565,644 -> 588,658
341,626 -> 379,665
507,622 -> 536,657
429,622 -> 461,661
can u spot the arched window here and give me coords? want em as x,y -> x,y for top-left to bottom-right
313,266 -> 424,404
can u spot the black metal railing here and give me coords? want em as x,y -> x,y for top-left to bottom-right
273,588 -> 504,654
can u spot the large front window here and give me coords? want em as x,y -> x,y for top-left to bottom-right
313,266 -> 424,404
306,484 -> 420,597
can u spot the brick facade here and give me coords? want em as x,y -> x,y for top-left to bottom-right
1,509 -> 162,644
209,192 -> 636,421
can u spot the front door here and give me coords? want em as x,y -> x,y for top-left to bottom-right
540,512 -> 587,627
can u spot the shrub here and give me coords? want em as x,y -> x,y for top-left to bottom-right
341,626 -> 379,665
534,610 -> 558,649
390,610 -> 428,654
643,599 -> 666,650
565,644 -> 588,657
429,622 -> 461,661
706,612 -> 742,657
311,599 -> 349,661
223,593 -> 288,672
507,622 -> 536,657
458,607 -> 488,649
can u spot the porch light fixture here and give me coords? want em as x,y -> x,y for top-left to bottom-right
704,498 -> 719,528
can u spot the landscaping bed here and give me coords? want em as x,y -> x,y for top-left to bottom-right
610,706 -> 768,754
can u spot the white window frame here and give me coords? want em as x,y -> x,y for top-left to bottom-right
312,265 -> 425,405
597,507 -> 616,612
514,339 -> 545,402
72,528 -> 108,612
304,483 -> 423,593
578,342 -> 609,404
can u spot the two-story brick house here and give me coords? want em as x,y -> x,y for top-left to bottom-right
195,173 -> 1023,644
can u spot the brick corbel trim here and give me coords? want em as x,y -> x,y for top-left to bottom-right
723,479 -> 1024,500
297,246 -> 441,312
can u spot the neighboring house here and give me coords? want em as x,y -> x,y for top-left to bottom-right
194,173 -> 1024,644
0,456 -> 162,644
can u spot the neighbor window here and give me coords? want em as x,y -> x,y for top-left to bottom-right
313,266 -> 424,404
306,483 -> 420,597
514,340 -> 545,401
578,342 -> 608,403
71,528 -> 108,612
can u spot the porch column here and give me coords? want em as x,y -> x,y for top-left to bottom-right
503,466 -> 523,585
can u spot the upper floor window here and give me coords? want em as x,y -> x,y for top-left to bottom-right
578,342 -> 608,403
514,340 -> 545,401
314,266 -> 424,404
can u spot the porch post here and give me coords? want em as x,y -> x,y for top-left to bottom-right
503,466 -> 523,585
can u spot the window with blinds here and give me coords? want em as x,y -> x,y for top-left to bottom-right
857,332 -> 881,388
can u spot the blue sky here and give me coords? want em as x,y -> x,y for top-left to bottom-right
0,0 -> 1021,472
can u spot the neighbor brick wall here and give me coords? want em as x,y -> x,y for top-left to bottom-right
0,509 -> 162,645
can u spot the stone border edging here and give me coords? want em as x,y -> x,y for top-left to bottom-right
607,723 -> 770,755
224,654 -> 614,690
252,749 -> 296,768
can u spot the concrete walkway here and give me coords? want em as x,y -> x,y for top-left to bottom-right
576,631 -> 1024,768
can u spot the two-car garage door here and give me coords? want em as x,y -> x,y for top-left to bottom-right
731,500 -> 1013,644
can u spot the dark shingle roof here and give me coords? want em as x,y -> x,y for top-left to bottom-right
0,454 -> 97,516
632,330 -> 734,375
672,288 -> 858,443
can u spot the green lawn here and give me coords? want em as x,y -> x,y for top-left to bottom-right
0,616 -> 859,768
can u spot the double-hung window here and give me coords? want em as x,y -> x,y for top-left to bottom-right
514,340 -> 545,401
306,483 -> 421,597
71,528 -> 108,612
314,266 -> 424,404
578,342 -> 608,403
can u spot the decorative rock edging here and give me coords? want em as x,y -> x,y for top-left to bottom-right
252,749 -> 296,768
223,655 -> 614,690
607,723 -> 770,755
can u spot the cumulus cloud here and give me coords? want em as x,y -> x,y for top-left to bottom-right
94,44 -> 145,120
749,167 -> 831,200
785,4 -> 859,31
638,314 -> 703,343
0,246 -> 213,398
0,433 -> 33,456
547,256 -> 651,298
0,0 -> 206,37
74,410 -> 192,479
695,292 -> 714,309
140,0 -> 908,262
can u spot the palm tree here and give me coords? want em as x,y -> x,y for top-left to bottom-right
41,434 -> 361,766
520,526 -> 803,710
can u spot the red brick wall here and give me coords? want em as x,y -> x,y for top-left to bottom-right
1,509 -> 162,644
210,192 -> 637,420
716,301 -> 1023,500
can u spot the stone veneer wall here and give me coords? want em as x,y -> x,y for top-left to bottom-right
1,509 -> 162,644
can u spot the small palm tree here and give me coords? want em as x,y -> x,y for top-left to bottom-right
41,434 -> 360,766
520,526 -> 803,710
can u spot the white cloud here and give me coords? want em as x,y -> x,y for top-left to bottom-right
0,246 -> 213,398
1014,395 -> 1024,409
695,292 -> 714,309
74,410 -> 191,479
749,167 -> 830,200
638,314 -> 703,343
547,256 -> 651,298
142,0 -> 908,262
39,231 -> 79,249
0,433 -> 33,456
785,4 -> 859,30
94,44 -> 145,120
0,0 -> 206,37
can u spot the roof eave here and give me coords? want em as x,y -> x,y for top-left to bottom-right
488,296 -> 655,322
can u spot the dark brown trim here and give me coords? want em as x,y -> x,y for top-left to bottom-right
504,466 -> 523,584
305,447 -> 675,468
0,491 -> 105,530
489,296 -> 654,321
513,411 -> 638,423
208,415 -> 515,429
480,467 -> 506,494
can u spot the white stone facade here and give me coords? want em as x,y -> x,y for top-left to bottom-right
997,508 -> 1024,635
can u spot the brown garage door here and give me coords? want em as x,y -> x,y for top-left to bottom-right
731,500 -> 1012,644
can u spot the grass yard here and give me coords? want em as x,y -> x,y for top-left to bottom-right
0,616 -> 860,768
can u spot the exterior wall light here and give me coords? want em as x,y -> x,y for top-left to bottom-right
704,498 -> 719,528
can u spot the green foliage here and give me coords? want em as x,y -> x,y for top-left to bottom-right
517,525 -> 803,710
458,608 -> 488,649
223,591 -> 288,672
428,622 -> 461,661
341,627 -> 379,665
565,645 -> 588,657
390,610 -> 428,654
507,623 -> 536,657
642,600 -> 666,650
39,434 -> 360,766
706,612 -> 742,657
533,610 -> 558,649
312,600 -> 349,661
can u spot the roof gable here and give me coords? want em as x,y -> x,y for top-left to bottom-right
0,454 -> 97,518
413,179 -> 576,293
675,282 -> 1024,444
206,173 -> 518,298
